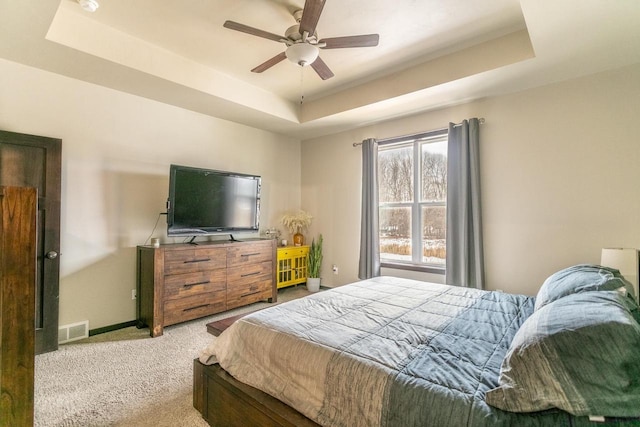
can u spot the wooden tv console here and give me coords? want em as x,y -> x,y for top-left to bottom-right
136,239 -> 276,337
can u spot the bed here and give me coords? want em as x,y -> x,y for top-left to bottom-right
194,266 -> 640,427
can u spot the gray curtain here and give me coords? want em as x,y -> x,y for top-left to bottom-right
446,118 -> 485,289
358,138 -> 381,279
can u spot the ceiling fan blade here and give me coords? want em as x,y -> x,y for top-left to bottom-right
320,34 -> 380,49
223,20 -> 284,43
251,52 -> 287,73
299,0 -> 326,36
310,56 -> 334,80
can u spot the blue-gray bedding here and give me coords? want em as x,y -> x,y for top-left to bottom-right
534,264 -> 634,310
486,291 -> 640,417
200,274 -> 640,427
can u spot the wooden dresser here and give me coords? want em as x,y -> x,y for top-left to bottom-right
137,239 -> 276,337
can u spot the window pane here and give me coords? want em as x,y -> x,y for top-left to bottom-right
421,140 -> 447,202
378,145 -> 413,203
379,206 -> 411,262
422,206 -> 446,265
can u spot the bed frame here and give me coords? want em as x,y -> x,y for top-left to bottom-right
193,359 -> 320,427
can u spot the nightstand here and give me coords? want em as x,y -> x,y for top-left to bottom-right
276,245 -> 309,289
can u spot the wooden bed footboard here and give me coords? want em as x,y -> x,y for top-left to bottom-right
193,359 -> 320,427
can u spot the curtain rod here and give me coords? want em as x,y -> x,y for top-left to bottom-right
352,118 -> 485,147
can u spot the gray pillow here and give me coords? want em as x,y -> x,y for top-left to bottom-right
485,291 -> 640,417
534,264 -> 632,311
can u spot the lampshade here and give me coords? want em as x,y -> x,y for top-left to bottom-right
78,0 -> 99,12
285,43 -> 319,67
601,248 -> 639,302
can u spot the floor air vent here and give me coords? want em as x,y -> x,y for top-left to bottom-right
58,320 -> 89,344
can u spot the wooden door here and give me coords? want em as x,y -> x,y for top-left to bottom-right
0,130 -> 61,354
0,186 -> 37,426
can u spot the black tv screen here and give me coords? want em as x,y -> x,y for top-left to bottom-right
167,164 -> 261,236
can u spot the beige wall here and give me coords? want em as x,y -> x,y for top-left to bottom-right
0,58 -> 301,330
302,63 -> 640,296
2,56 -> 638,329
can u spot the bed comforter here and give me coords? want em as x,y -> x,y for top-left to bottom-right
199,276 -> 614,426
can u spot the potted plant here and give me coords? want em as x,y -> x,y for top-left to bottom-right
306,234 -> 323,292
280,210 -> 313,246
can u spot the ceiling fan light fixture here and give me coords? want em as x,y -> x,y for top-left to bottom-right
285,43 -> 319,67
78,0 -> 99,12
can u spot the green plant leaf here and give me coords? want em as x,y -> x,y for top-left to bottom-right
307,234 -> 323,278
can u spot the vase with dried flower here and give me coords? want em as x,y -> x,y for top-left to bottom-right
280,210 -> 313,246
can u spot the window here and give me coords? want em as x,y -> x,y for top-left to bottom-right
378,130 -> 447,271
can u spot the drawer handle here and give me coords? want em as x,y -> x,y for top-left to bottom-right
240,252 -> 260,257
183,280 -> 210,288
184,304 -> 209,312
241,290 -> 261,298
184,258 -> 211,264
241,272 -> 260,278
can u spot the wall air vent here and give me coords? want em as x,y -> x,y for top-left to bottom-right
58,320 -> 89,344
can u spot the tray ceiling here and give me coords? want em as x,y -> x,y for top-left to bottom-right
1,0 -> 639,139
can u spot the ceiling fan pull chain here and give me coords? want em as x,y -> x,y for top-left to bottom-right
300,66 -> 305,105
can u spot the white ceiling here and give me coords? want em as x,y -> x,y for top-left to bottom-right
1,0 -> 639,139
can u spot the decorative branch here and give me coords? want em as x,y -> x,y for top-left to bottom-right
280,210 -> 313,235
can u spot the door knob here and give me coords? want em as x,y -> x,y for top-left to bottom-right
46,251 -> 58,259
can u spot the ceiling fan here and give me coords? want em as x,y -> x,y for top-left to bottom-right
223,0 -> 379,80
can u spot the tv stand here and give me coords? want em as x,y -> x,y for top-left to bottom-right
187,234 -> 240,244
136,239 -> 277,337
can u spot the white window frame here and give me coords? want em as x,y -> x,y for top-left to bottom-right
378,129 -> 448,273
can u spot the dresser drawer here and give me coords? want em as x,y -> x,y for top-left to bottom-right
227,240 -> 273,268
227,261 -> 272,286
164,292 -> 226,326
277,246 -> 309,260
164,270 -> 226,301
164,247 -> 226,275
226,281 -> 272,310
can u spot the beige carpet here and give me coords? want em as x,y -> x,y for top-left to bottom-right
34,286 -> 313,427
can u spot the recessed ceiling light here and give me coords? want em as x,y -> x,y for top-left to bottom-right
78,0 -> 99,13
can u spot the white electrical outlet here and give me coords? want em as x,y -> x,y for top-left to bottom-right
332,264 -> 338,275
131,289 -> 137,300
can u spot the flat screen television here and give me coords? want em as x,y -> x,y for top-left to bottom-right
167,164 -> 261,237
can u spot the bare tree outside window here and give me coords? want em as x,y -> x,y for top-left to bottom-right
378,134 -> 447,268
379,145 -> 413,203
